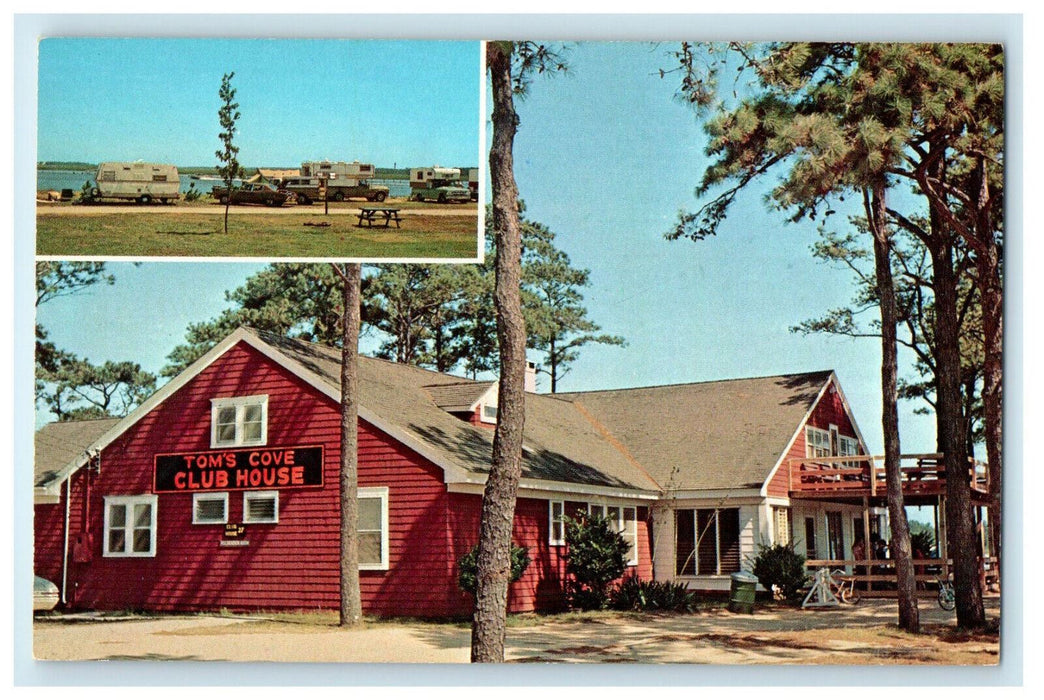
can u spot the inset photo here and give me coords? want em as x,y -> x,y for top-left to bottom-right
35,39 -> 483,261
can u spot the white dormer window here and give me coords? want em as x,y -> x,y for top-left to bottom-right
211,395 -> 268,448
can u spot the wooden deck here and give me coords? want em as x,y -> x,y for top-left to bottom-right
805,557 -> 999,598
787,453 -> 989,503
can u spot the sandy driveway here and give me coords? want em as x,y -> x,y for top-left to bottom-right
33,599 -> 999,664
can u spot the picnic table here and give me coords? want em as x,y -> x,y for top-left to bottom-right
356,205 -> 402,228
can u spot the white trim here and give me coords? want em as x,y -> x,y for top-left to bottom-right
759,373 -> 833,498
623,505 -> 639,567
192,492 -> 229,525
663,488 -> 764,505
37,327 -> 263,498
358,486 -> 390,571
243,490 -> 279,524
34,327 -> 479,500
446,479 -> 660,502
210,395 -> 268,448
103,494 -> 158,558
549,500 -> 565,546
806,425 -> 832,458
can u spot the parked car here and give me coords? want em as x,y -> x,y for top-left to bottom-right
34,575 -> 59,612
211,183 -> 293,207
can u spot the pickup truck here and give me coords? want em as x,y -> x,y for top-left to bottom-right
410,182 -> 472,203
211,183 -> 293,207
280,177 -> 390,204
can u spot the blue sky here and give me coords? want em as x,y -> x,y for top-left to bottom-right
36,41 -> 984,458
37,38 -> 481,168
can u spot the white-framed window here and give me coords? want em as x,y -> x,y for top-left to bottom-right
211,395 -> 268,448
243,490 -> 279,524
193,492 -> 229,524
103,495 -> 158,557
621,507 -> 638,566
588,503 -> 639,566
773,506 -> 791,546
675,508 -> 740,576
838,435 -> 861,468
481,403 -> 498,423
806,426 -> 832,458
549,500 -> 565,545
358,487 -> 390,570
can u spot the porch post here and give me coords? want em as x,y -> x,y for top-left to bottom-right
862,496 -> 872,593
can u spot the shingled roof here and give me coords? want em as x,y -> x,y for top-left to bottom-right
557,371 -> 835,492
35,328 -> 839,500
251,329 -> 660,492
34,417 -> 120,488
424,382 -> 494,413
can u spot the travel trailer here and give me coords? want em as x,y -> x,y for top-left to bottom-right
296,162 -> 389,202
87,162 -> 181,204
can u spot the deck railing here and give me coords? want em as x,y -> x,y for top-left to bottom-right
788,453 -> 989,497
805,557 -> 999,597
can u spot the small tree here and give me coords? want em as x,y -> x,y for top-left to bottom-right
563,512 -> 629,610
216,71 -> 243,234
458,543 -> 530,596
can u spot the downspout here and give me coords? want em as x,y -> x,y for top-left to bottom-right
61,475 -> 71,606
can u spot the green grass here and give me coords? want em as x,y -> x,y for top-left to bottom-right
37,207 -> 480,259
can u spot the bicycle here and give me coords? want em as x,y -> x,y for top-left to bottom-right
829,569 -> 862,605
937,575 -> 956,611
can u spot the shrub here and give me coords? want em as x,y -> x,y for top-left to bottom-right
749,542 -> 808,602
610,576 -> 697,613
457,542 -> 531,596
183,183 -> 203,202
563,512 -> 630,610
910,529 -> 935,558
78,180 -> 94,203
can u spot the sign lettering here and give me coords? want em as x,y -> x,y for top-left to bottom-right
154,446 -> 323,493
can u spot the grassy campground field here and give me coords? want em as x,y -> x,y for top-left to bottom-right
36,200 -> 480,259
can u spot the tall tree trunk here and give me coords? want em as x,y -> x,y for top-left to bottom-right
975,156 -> 1003,591
932,232 -> 985,628
917,152 -> 1000,624
336,263 -> 363,626
867,182 -> 919,633
549,337 -> 557,393
471,41 -> 527,663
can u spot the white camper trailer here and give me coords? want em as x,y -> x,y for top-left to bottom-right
300,161 -> 375,179
89,162 -> 181,204
297,161 -> 388,202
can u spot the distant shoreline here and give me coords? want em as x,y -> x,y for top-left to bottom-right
37,164 -> 440,181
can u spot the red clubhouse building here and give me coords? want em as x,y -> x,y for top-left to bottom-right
35,327 -> 870,617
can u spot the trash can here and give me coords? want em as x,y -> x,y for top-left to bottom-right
728,571 -> 759,614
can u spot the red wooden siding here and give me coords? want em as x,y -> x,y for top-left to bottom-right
445,495 -> 654,615
765,378 -> 861,498
34,340 -> 654,617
